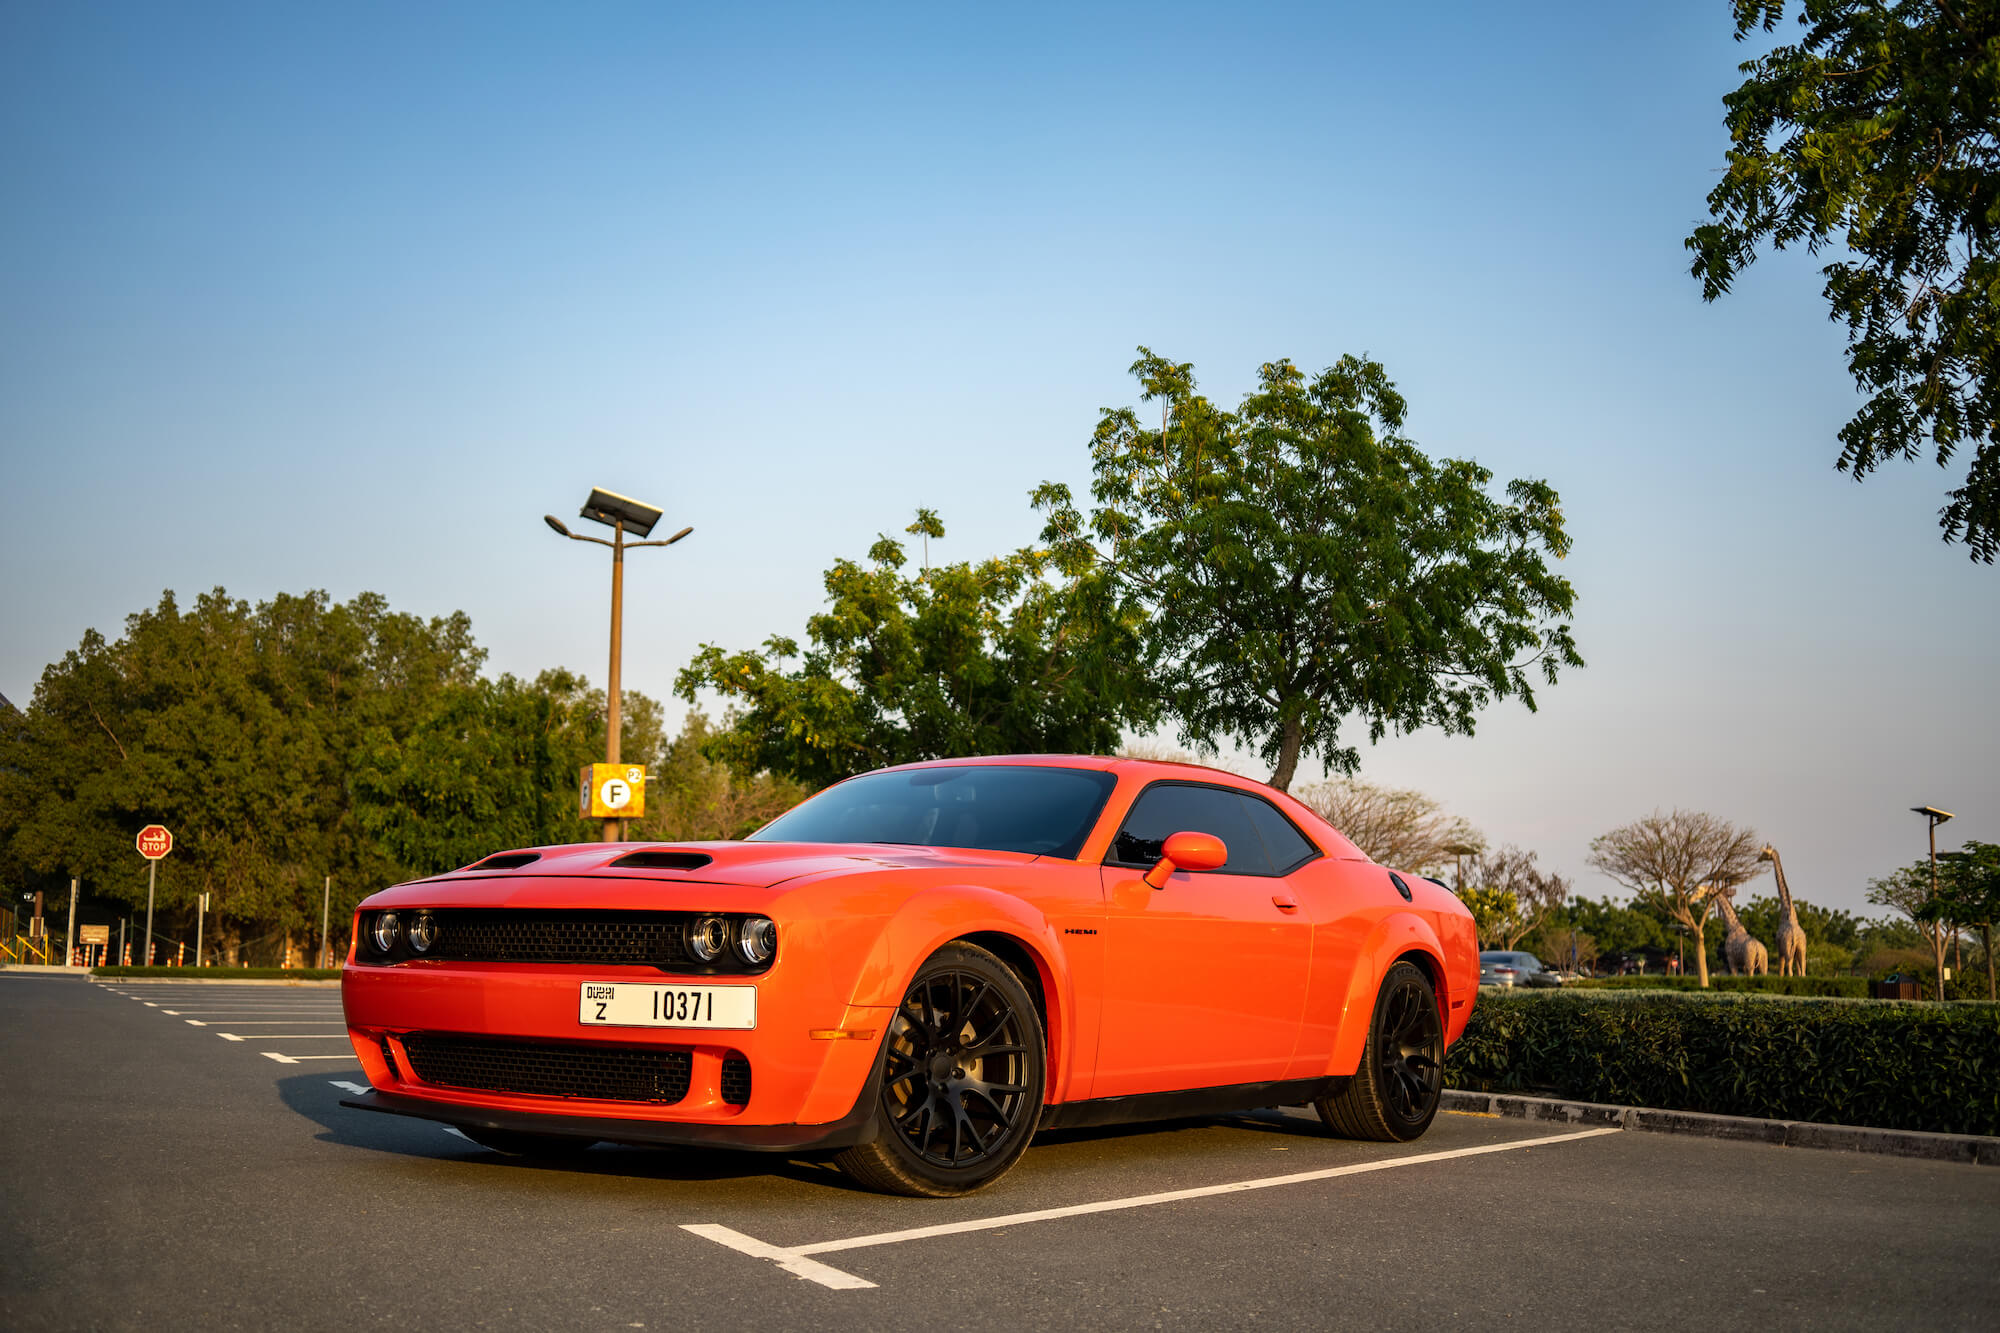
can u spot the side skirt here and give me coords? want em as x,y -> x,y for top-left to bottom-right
1037,1076 -> 1347,1132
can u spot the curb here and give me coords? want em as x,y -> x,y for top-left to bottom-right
0,964 -> 88,977
1441,1090 -> 2000,1167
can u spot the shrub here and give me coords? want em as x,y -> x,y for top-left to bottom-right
1446,989 -> 2000,1136
1573,974 -> 1870,997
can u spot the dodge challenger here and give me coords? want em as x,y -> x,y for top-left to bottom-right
340,755 -> 1479,1196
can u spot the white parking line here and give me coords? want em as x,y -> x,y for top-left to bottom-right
221,1033 -> 348,1041
330,1081 -> 371,1096
684,1127 -> 1621,1291
262,1053 -> 355,1063
186,1019 -> 344,1025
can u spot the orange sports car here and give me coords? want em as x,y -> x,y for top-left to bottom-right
339,755 -> 1479,1196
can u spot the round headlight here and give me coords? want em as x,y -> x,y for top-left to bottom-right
371,911 -> 401,954
407,910 -> 437,954
688,915 -> 729,962
735,916 -> 776,965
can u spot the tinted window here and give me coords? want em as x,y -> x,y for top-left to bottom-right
1242,796 -> 1320,873
747,765 -> 1117,859
1107,784 -> 1275,876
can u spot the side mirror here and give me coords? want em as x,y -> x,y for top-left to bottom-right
1144,831 -> 1228,888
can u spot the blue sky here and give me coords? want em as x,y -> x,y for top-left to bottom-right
3,1 -> 1993,915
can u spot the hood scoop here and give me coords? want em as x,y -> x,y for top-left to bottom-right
464,852 -> 542,871
607,849 -> 715,872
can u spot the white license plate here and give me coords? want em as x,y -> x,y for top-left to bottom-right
577,982 -> 757,1030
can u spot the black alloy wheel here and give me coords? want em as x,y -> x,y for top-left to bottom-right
836,942 -> 1046,1197
1314,960 -> 1444,1142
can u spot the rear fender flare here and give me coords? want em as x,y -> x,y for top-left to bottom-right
846,885 -> 1072,1100
1324,911 -> 1450,1078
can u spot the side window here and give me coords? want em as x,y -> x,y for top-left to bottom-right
1242,796 -> 1321,874
1107,784 -> 1275,876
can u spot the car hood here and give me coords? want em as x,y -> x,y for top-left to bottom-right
406,839 -> 1045,893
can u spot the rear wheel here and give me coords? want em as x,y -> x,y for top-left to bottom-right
459,1126 -> 598,1156
836,942 -> 1046,1197
1315,960 -> 1443,1142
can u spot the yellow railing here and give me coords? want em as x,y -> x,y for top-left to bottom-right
3,935 -> 53,965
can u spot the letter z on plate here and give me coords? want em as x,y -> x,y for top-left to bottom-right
578,982 -> 756,1030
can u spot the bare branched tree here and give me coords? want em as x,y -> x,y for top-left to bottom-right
1467,845 -> 1572,950
1588,810 -> 1765,988
1292,778 -> 1483,876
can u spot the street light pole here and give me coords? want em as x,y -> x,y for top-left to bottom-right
1911,806 -> 1955,997
545,489 -> 692,844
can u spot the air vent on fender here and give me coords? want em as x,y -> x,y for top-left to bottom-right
608,850 -> 715,871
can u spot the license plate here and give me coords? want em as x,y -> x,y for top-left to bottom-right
577,982 -> 756,1030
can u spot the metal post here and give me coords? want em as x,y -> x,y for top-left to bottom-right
196,893 -> 206,969
144,860 -> 157,968
120,916 -> 128,967
65,878 -> 78,968
320,876 -> 331,969
603,519 -> 625,843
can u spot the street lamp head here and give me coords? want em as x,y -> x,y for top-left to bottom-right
1911,806 -> 1955,823
544,515 -> 573,538
579,487 -> 663,538
663,525 -> 693,545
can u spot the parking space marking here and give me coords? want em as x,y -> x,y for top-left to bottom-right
684,1126 -> 1621,1291
95,985 -> 358,1069
263,1052 -> 356,1063
329,1081 -> 371,1096
220,1033 -> 347,1040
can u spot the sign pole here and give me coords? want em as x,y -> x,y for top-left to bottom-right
66,878 -> 78,968
320,876 -> 331,969
144,860 -> 156,968
603,519 -> 625,843
196,893 -> 207,969
120,917 -> 127,967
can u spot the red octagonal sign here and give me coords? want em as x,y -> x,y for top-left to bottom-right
136,825 -> 173,860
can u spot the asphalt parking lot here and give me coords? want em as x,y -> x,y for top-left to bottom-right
3,972 -> 1997,1331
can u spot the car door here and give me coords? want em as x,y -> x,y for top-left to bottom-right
1091,782 -> 1315,1098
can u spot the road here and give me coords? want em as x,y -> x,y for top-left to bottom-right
3,972 -> 1996,1330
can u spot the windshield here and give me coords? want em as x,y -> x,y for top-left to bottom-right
747,765 -> 1119,859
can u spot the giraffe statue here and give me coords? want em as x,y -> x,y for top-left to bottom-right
1709,887 -> 1768,976
1758,846 -> 1809,977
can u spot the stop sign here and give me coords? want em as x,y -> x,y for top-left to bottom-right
136,825 -> 173,860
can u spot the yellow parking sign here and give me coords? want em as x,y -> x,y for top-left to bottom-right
580,763 -> 647,819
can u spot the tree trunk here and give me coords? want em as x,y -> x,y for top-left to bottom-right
1267,714 -> 1304,793
1692,922 -> 1709,988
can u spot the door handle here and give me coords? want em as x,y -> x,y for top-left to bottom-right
1271,894 -> 1299,912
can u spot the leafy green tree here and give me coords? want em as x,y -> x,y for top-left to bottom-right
1035,349 -> 1580,791
676,513 -> 1154,786
1932,841 -> 2000,1000
1687,0 -> 2000,560
1458,886 -> 1519,950
1459,845 -> 1571,949
630,711 -> 811,842
1541,895 -> 1675,959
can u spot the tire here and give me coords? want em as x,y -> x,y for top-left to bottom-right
835,942 -> 1046,1197
458,1126 -> 598,1157
1314,960 -> 1443,1142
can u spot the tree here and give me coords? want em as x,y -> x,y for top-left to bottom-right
1035,349 -> 1580,792
1289,777 -> 1482,877
1458,887 -> 1519,951
677,513 -> 1154,787
1460,845 -> 1572,949
1588,811 -> 1767,987
1687,0 -> 2000,561
630,711 -> 811,842
1936,841 -> 2000,1000
1868,861 -> 1956,996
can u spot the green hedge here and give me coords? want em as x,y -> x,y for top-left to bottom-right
1446,990 -> 2000,1136
91,966 -> 341,981
1573,975 -> 1871,997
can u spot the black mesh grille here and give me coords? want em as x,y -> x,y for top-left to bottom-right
720,1053 -> 752,1106
400,1033 -> 690,1104
427,910 -> 691,967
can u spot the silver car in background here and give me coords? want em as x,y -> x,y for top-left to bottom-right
1479,950 -> 1563,988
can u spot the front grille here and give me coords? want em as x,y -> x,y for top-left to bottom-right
400,1033 -> 691,1104
721,1053 -> 752,1105
427,910 -> 691,967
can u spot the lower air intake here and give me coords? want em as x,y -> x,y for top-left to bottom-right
400,1033 -> 690,1104
720,1053 -> 752,1105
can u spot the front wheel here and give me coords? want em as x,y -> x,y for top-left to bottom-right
1314,960 -> 1443,1142
835,942 -> 1046,1197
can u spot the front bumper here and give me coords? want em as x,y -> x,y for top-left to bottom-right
340,958 -> 890,1139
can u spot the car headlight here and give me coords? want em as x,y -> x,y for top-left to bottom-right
407,910 -> 437,954
688,915 -> 730,963
735,916 -> 776,965
371,911 -> 401,954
